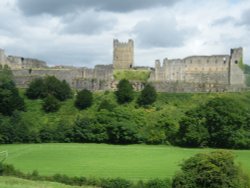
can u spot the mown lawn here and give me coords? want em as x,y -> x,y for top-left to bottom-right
0,144 -> 249,181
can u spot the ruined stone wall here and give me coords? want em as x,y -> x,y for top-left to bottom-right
113,39 -> 134,69
150,55 -> 230,84
0,49 -> 10,67
13,64 -> 114,90
150,48 -> 245,90
7,56 -> 47,69
150,81 -> 245,93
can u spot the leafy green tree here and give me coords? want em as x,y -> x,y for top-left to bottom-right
59,80 -> 72,101
177,116 -> 209,147
115,79 -> 134,104
73,116 -> 108,143
74,89 -> 93,110
42,95 -> 60,113
0,68 -> 25,116
98,98 -> 116,111
26,78 -> 46,99
107,121 -> 139,144
177,97 -> 250,149
44,76 -> 71,101
172,151 -> 250,188
26,76 -> 71,101
137,84 -> 157,106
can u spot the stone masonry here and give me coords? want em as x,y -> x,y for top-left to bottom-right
0,40 -> 247,92
149,48 -> 246,92
113,39 -> 134,69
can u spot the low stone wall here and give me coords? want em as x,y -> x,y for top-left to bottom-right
150,81 -> 245,93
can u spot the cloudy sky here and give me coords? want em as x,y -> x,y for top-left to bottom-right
0,0 -> 250,67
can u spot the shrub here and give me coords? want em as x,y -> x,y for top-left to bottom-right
107,121 -> 139,144
25,78 -> 45,99
98,98 -> 116,111
172,151 -> 250,188
145,178 -> 171,188
74,89 -> 93,110
100,178 -> 132,188
115,79 -> 134,104
137,84 -> 157,106
44,76 -> 71,101
42,95 -> 60,113
0,79 -> 25,116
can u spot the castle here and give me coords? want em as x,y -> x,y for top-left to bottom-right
0,39 -> 247,92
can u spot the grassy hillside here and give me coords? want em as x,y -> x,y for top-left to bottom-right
0,144 -> 249,181
113,70 -> 151,81
12,90 -> 250,145
0,176 -> 94,188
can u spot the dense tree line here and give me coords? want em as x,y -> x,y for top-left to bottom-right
26,76 -> 72,101
1,68 -> 250,149
176,97 -> 250,149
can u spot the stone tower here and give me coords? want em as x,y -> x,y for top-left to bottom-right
229,47 -> 245,85
113,39 -> 134,69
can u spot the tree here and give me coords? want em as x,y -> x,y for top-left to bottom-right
26,78 -> 46,99
42,95 -> 60,113
44,76 -> 71,101
0,68 -> 25,116
172,151 -> 250,188
137,84 -> 157,106
177,97 -> 250,149
26,76 -> 71,101
74,89 -> 93,110
107,121 -> 139,144
115,79 -> 134,104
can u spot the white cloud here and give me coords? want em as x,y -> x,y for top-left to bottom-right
0,0 -> 250,67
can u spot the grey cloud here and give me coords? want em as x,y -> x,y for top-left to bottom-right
133,15 -> 193,48
239,9 -> 250,26
62,11 -> 117,35
17,0 -> 179,15
212,16 -> 236,26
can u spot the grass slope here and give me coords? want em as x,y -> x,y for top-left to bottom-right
0,144 -> 249,181
113,70 -> 151,81
0,176 -> 94,188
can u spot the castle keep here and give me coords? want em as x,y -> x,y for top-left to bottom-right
113,39 -> 134,69
0,40 -> 247,92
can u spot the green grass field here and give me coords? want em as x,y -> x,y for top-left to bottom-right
0,144 -> 249,181
0,176 -> 94,188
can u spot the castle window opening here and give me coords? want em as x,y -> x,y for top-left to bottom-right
235,60 -> 238,64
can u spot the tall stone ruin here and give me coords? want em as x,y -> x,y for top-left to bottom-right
113,39 -> 134,69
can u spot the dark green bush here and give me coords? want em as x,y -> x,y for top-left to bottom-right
42,95 -> 60,113
26,76 -> 71,101
137,84 -> 157,106
74,89 -> 93,110
25,78 -> 46,99
116,79 -> 134,104
172,151 -> 250,188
